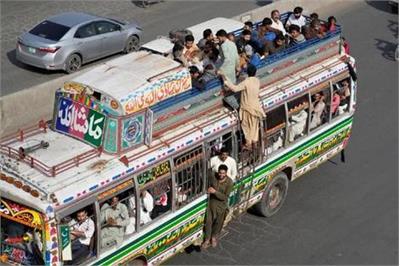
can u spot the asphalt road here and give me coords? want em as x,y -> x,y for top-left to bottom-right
0,0 -> 265,96
166,1 -> 399,265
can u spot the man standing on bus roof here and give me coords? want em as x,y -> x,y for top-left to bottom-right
220,64 -> 265,150
202,164 -> 233,249
210,147 -> 237,181
100,196 -> 130,248
216,29 -> 240,84
68,209 -> 95,264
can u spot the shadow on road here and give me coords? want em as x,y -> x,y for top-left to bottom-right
6,49 -> 63,75
366,1 -> 397,14
255,0 -> 273,7
375,38 -> 397,61
388,19 -> 399,39
131,0 -> 163,8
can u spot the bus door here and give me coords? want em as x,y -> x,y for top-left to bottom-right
231,121 -> 264,213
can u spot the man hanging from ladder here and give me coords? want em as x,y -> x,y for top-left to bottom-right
219,64 -> 265,150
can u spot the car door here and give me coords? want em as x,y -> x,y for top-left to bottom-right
74,22 -> 103,61
94,21 -> 126,56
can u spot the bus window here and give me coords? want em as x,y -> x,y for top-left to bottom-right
310,87 -> 331,131
206,132 -> 234,159
287,95 -> 310,143
139,178 -> 172,224
98,186 -> 136,250
60,205 -> 97,265
332,78 -> 351,118
174,146 -> 205,208
264,105 -> 286,156
0,198 -> 44,265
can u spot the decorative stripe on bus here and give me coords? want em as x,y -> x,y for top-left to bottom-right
234,116 -> 353,189
96,199 -> 207,265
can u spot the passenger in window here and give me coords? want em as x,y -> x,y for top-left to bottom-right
220,64 -> 266,150
100,196 -> 130,248
151,187 -> 171,219
288,25 -> 306,46
265,33 -> 286,55
202,164 -> 233,249
210,147 -> 238,181
310,93 -> 326,129
340,79 -> 351,98
288,109 -> 308,142
331,90 -> 341,116
216,29 -> 240,84
140,190 -> 154,225
285,6 -> 307,30
126,195 -> 137,235
197,29 -> 214,50
270,10 -> 287,36
67,209 -> 95,265
267,130 -> 284,154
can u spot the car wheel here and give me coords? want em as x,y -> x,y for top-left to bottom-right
65,54 -> 82,74
124,35 -> 140,54
253,172 -> 289,217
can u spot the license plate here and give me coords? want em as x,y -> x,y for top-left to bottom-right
28,47 -> 36,53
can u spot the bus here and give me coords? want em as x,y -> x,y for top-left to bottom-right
0,13 -> 356,266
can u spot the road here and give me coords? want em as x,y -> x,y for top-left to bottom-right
0,0 -> 265,96
166,1 -> 399,265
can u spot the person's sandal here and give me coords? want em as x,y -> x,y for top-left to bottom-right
201,240 -> 210,250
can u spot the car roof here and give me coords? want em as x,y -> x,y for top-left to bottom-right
47,12 -> 100,27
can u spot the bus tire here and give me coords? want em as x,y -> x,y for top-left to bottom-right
254,172 -> 289,217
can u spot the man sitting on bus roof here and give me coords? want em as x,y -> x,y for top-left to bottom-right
285,6 -> 307,31
100,196 -> 130,249
220,64 -> 265,150
202,164 -> 233,249
210,147 -> 237,181
67,209 -> 95,265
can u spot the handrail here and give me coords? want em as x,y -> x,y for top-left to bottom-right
0,140 -> 102,177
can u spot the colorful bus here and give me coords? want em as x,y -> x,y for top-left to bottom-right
0,14 -> 356,266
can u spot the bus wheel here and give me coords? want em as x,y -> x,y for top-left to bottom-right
254,172 -> 289,217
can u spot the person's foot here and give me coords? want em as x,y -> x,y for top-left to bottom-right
211,237 -> 218,248
201,239 -> 210,250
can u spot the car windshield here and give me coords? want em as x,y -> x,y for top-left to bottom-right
108,18 -> 126,25
29,20 -> 70,41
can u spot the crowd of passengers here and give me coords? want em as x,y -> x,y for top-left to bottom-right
169,6 -> 351,150
169,6 -> 350,90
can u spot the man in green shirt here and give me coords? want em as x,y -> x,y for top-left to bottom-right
202,164 -> 233,249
